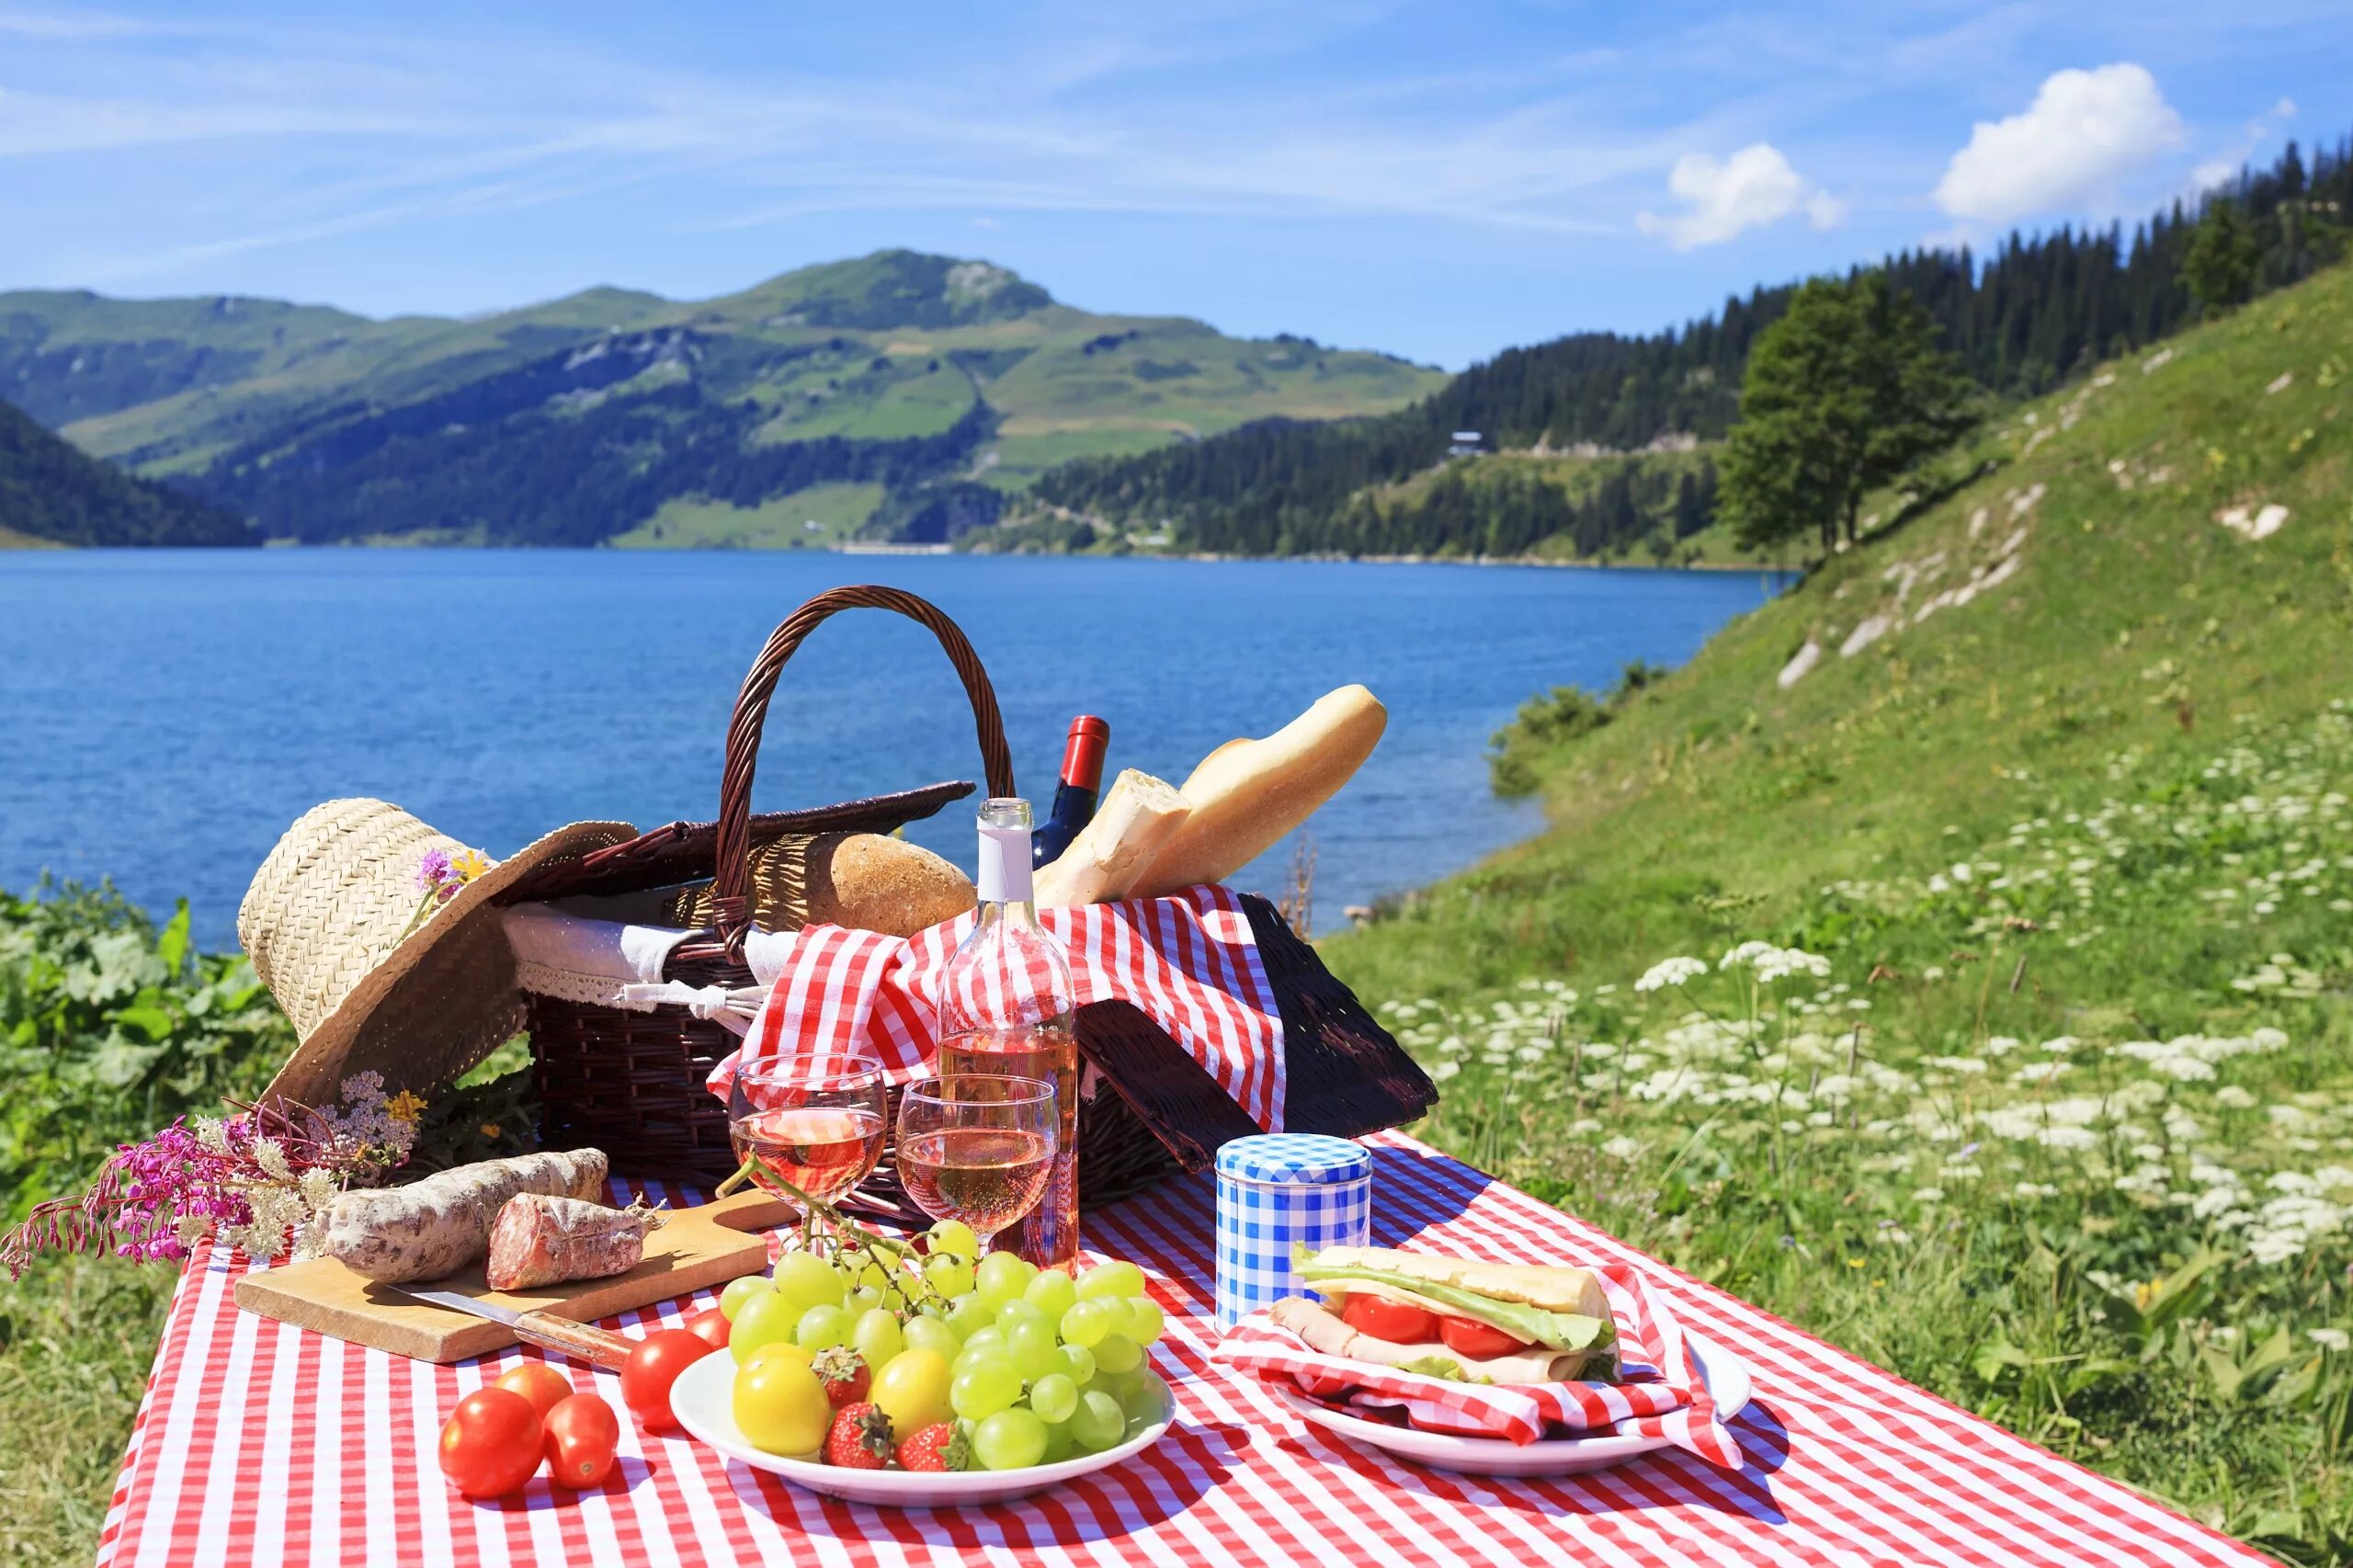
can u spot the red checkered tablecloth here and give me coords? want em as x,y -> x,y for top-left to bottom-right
95,1134 -> 2271,1568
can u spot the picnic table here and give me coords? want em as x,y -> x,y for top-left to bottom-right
97,1132 -> 2271,1568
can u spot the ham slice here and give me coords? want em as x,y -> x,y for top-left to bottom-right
483,1193 -> 661,1291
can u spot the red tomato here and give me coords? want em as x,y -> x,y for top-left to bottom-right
542,1392 -> 621,1488
620,1328 -> 712,1434
1339,1293 -> 1438,1344
684,1307 -> 731,1351
494,1361 -> 574,1422
1437,1315 -> 1529,1358
437,1388 -> 542,1500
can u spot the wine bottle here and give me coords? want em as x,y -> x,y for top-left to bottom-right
1031,716 -> 1108,869
935,798 -> 1083,1269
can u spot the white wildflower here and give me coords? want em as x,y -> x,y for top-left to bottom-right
1635,956 -> 1709,994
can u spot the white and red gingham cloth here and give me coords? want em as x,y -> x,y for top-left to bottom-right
97,1133 -> 2275,1568
1215,1257 -> 1743,1466
714,884 -> 1287,1129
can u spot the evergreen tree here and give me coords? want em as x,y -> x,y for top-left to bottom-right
2184,199 -> 2261,313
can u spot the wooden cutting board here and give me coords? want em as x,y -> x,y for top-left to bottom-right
233,1189 -> 795,1364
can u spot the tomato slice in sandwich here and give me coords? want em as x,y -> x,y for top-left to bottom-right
1436,1315 -> 1530,1358
1338,1294 -> 1438,1344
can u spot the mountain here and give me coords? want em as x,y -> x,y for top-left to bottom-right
1033,133 -> 2353,559
0,397 -> 249,547
0,250 -> 1443,547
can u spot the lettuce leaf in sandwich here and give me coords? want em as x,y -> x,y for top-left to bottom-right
1297,1245 -> 1617,1354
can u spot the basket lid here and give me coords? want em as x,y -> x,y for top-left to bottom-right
1215,1132 -> 1370,1186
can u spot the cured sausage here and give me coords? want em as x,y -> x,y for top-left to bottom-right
484,1193 -> 663,1291
320,1149 -> 609,1284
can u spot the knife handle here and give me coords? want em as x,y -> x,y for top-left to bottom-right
510,1310 -> 636,1371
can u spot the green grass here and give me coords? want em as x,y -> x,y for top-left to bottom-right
1322,264 -> 2353,1561
611,484 -> 887,549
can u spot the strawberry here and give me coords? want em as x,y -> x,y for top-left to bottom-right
823,1402 -> 895,1470
812,1346 -> 870,1409
895,1421 -> 969,1473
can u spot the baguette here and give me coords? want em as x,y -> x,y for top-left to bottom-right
1034,770 -> 1193,906
1130,686 -> 1386,898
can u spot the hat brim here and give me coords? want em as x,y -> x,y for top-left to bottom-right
260,819 -> 635,1112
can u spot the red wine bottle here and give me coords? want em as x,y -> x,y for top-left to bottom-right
1031,716 -> 1108,867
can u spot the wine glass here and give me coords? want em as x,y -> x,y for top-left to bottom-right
893,1074 -> 1058,1255
725,1047 -> 889,1206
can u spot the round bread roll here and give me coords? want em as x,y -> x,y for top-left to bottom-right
801,832 -> 974,936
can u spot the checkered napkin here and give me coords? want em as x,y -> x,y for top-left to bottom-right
1213,1258 -> 1747,1469
708,884 -> 1288,1129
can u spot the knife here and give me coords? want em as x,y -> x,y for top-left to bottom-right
393,1286 -> 638,1371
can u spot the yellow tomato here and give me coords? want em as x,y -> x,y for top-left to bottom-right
732,1357 -> 829,1455
870,1346 -> 955,1436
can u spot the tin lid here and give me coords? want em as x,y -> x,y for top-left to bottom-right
1215,1133 -> 1370,1186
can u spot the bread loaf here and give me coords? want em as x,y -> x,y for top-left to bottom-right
660,832 -> 972,937
1129,685 -> 1386,898
1033,770 -> 1193,906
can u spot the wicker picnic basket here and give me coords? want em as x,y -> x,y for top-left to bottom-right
498,585 -> 1435,1212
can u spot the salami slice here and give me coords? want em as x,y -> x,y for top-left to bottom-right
483,1193 -> 662,1291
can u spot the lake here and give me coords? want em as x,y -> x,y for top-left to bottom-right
0,551 -> 1781,949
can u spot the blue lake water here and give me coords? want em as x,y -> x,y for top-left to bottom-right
0,551 -> 1781,949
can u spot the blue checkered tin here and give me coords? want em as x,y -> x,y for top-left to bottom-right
1212,1133 -> 1372,1331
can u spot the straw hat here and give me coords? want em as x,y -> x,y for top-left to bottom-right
239,800 -> 635,1112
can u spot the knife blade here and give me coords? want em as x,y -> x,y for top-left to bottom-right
394,1285 -> 636,1370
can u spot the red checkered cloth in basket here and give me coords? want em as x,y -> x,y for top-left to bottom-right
1215,1257 -> 1745,1468
710,883 -> 1287,1128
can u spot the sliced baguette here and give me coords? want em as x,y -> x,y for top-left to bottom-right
1130,686 -> 1386,898
1033,770 -> 1194,907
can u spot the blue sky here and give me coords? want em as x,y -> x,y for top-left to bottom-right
2,2 -> 2344,368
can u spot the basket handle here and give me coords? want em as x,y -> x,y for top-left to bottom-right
713,585 -> 1015,955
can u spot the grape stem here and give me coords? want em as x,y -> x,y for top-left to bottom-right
711,1155 -> 947,1314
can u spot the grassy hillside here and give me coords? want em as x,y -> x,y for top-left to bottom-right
1034,134 -> 2351,561
0,397 -> 249,547
0,252 -> 1442,546
1324,263 -> 2353,1560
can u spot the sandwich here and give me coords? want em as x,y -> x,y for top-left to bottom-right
1272,1244 -> 1617,1384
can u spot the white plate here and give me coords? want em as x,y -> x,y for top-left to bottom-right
1268,1331 -> 1751,1476
669,1352 -> 1176,1506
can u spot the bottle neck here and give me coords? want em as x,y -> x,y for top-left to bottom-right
1058,718 -> 1108,795
976,814 -> 1035,904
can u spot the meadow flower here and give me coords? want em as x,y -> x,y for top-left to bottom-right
1635,956 -> 1708,993
414,847 -> 454,893
2311,1329 -> 2351,1352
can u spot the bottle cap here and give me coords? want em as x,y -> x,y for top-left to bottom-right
1060,716 -> 1109,792
976,797 -> 1034,903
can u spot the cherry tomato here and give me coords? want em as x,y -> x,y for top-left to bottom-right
542,1392 -> 621,1488
1437,1315 -> 1529,1358
437,1387 -> 542,1499
620,1328 -> 713,1434
1338,1293 -> 1438,1344
685,1307 -> 732,1351
493,1361 -> 574,1422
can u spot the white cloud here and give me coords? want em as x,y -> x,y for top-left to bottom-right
1635,142 -> 1842,249
1933,63 -> 2183,223
2193,97 -> 2299,191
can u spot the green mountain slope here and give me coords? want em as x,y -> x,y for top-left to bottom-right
0,251 -> 1442,546
0,397 -> 249,547
1037,132 -> 2351,558
1323,263 -> 2353,1556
